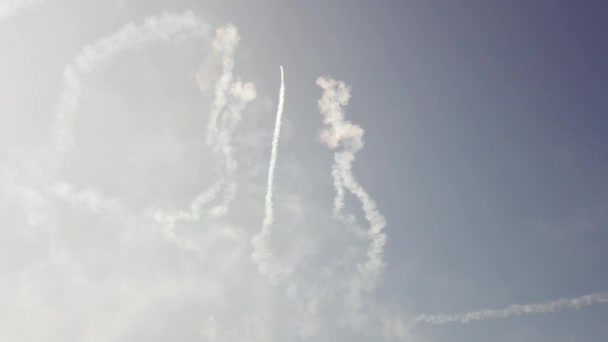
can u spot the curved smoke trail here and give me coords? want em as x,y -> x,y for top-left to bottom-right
316,77 -> 387,299
50,11 -> 210,161
264,66 -> 285,229
252,66 -> 288,282
154,25 -> 256,236
37,12 -> 254,246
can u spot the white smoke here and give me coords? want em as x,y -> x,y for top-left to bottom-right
50,11 -> 210,161
316,77 -> 387,302
3,11 -> 212,229
413,292 -> 608,326
198,26 -> 256,217
153,25 -> 256,241
34,12 -> 254,246
3,6 -> 607,341
252,66 -> 289,283
28,12 -> 216,251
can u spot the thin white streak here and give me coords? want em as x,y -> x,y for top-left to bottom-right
413,292 -> 608,326
252,66 -> 287,282
264,66 -> 285,229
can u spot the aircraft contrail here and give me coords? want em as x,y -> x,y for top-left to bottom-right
412,292 -> 608,326
316,77 -> 387,307
252,66 -> 287,282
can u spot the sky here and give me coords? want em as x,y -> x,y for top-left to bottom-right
1,0 -> 607,341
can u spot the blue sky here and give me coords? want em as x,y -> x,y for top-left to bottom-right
1,0 -> 607,341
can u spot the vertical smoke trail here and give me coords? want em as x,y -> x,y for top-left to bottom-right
191,25 -> 255,218
208,78 -> 256,216
412,292 -> 608,326
154,25 -> 256,238
188,25 -> 240,219
263,66 -> 285,229
316,77 -> 387,300
252,66 -> 287,282
205,25 -> 238,151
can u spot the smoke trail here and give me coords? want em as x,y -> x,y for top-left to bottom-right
252,66 -> 287,282
154,26 -> 256,238
413,292 -> 608,326
43,13 -> 252,239
316,77 -> 387,293
204,26 -> 239,149
38,12 -> 257,247
50,11 -> 210,161
198,26 -> 256,218
264,66 -> 285,229
19,12 -> 210,211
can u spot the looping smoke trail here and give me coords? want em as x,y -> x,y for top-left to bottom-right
38,12 -> 212,249
50,11 -> 210,162
316,77 -> 387,293
251,66 -> 289,283
200,26 -> 256,217
38,12 -> 256,247
3,12 -> 212,238
412,292 -> 608,326
154,25 -> 256,240
44,12 -> 253,241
